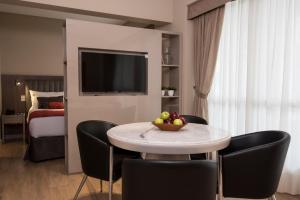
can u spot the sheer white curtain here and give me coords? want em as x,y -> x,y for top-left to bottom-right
208,0 -> 300,195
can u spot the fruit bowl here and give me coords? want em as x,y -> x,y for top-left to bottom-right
152,122 -> 187,131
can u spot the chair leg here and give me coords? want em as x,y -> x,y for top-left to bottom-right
206,152 -> 213,160
271,194 -> 277,200
100,180 -> 103,192
73,175 -> 88,200
109,146 -> 114,200
217,152 -> 223,200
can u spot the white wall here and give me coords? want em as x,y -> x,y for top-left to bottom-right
0,13 -> 64,75
161,0 -> 196,115
19,0 -> 173,24
66,19 -> 162,173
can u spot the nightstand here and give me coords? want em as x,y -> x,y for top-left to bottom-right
1,113 -> 25,144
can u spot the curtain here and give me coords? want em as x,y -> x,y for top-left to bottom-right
193,7 -> 225,120
208,0 -> 300,195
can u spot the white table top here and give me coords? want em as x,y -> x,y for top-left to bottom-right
107,122 -> 231,155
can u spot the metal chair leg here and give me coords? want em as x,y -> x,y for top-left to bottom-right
109,146 -> 114,200
206,152 -> 213,160
100,180 -> 103,192
73,175 -> 88,200
217,152 -> 223,200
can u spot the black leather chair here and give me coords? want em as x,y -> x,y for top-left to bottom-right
74,120 -> 139,200
122,159 -> 217,200
218,130 -> 290,200
181,115 -> 208,125
181,115 -> 208,160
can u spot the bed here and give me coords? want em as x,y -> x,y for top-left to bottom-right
24,78 -> 65,162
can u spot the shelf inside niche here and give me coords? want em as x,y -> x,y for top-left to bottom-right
162,64 -> 179,67
162,96 -> 180,98
161,32 -> 180,113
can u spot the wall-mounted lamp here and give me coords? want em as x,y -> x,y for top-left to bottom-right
15,80 -> 23,87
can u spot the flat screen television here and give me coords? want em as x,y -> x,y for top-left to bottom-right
79,48 -> 148,95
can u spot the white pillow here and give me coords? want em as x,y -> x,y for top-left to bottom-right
29,90 -> 64,109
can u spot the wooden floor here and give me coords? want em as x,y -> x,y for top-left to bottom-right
0,141 -> 122,200
0,142 -> 299,200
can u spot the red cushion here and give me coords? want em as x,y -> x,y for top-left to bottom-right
48,102 -> 64,109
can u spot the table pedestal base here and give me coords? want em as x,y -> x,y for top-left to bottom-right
143,153 -> 191,160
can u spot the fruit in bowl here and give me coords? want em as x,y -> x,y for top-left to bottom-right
173,119 -> 183,126
160,111 -> 170,120
164,118 -> 172,124
154,118 -> 164,125
170,112 -> 179,121
153,111 -> 187,131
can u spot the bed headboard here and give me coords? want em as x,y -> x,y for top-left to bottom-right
25,77 -> 64,112
1,75 -> 64,114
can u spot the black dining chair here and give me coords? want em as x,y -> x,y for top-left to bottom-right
122,159 -> 217,200
74,120 -> 139,200
218,130 -> 290,200
181,115 -> 208,160
181,114 -> 208,125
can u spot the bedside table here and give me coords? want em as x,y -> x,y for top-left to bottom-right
1,113 -> 25,144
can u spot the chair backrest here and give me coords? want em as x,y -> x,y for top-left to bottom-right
76,120 -> 116,180
181,115 -> 208,125
122,159 -> 217,200
221,130 -> 290,198
183,114 -> 208,160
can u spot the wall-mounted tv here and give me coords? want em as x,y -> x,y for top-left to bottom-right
79,48 -> 148,95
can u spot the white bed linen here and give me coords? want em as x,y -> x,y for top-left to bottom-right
28,108 -> 65,138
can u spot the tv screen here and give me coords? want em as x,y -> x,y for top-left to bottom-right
79,49 -> 148,95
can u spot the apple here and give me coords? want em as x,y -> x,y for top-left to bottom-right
154,118 -> 164,125
164,118 -> 172,124
170,112 -> 179,120
179,116 -> 187,124
160,111 -> 170,120
173,119 -> 183,126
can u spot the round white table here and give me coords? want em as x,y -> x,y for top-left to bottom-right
107,122 -> 231,160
